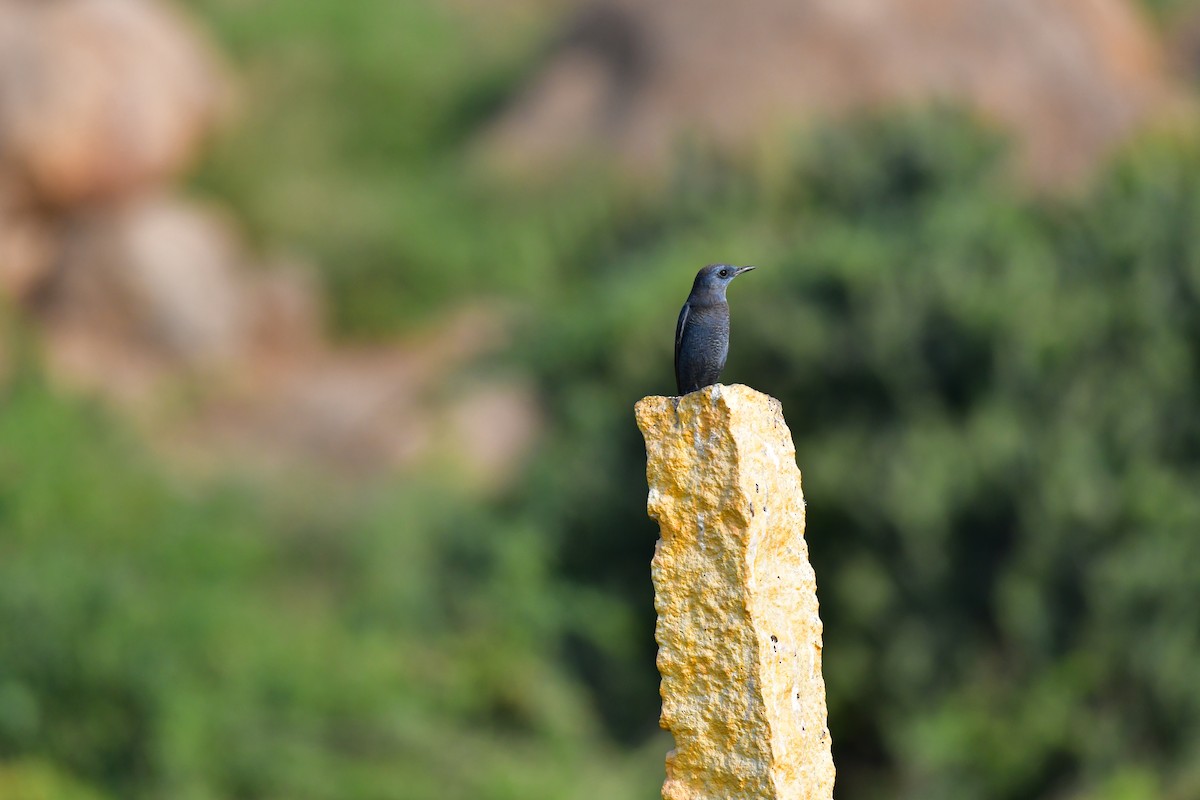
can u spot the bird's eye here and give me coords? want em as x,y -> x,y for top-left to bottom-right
718,269 -> 729,278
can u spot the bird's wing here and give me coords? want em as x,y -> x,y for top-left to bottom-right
674,301 -> 690,377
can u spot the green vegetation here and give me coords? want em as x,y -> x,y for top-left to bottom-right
3,1 -> 1199,798
519,113 -> 1200,798
0,366 -> 662,799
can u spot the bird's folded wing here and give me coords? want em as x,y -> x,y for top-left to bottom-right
674,301 -> 690,376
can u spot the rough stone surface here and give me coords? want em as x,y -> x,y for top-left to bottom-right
635,384 -> 834,800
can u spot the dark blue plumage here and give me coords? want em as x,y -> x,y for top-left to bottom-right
674,264 -> 756,395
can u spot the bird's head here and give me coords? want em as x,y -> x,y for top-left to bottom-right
691,263 -> 756,299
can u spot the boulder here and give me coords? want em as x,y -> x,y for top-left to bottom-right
484,0 -> 1183,184
0,0 -> 225,206
45,194 -> 250,368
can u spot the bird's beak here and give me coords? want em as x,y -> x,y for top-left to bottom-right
734,265 -> 757,276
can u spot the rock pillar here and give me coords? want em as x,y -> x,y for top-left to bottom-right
635,384 -> 834,800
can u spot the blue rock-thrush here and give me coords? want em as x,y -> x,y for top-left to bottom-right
674,264 -> 756,395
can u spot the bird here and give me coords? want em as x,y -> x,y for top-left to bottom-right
674,264 -> 756,395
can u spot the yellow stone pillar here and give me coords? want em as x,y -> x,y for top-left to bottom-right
635,384 -> 834,800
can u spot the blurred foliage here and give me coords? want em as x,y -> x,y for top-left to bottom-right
188,0 -> 562,336
0,760 -> 111,800
0,366 -> 661,799
1142,0 -> 1200,21
519,114 -> 1200,799
2,1 -> 1198,798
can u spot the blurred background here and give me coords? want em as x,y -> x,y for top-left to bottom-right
2,0 -> 1200,798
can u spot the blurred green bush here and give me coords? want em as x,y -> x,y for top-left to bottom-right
520,113 -> 1200,799
0,364 -> 661,799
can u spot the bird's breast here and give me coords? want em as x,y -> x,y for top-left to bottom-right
680,304 -> 729,352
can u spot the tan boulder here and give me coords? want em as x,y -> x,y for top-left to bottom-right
44,194 -> 250,369
0,0 -> 225,206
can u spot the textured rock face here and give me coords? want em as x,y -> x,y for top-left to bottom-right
635,384 -> 834,800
